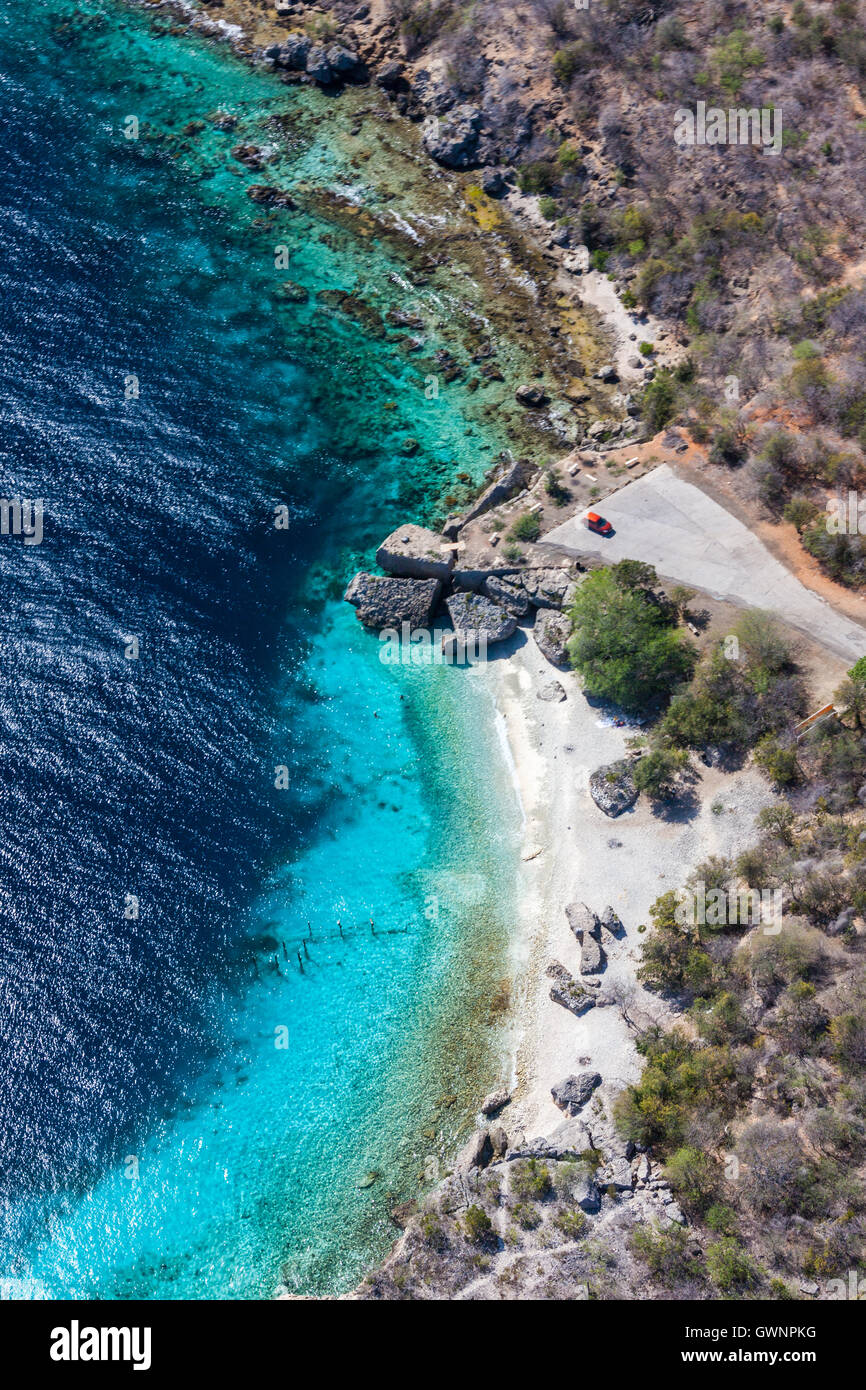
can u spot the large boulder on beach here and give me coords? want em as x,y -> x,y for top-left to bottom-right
565,902 -> 599,940
537,679 -> 566,702
580,933 -> 605,975
546,961 -> 595,1017
565,902 -> 605,974
344,573 -> 441,630
376,524 -> 456,582
482,574 -> 531,617
421,104 -> 482,169
551,1071 -> 602,1116
589,761 -> 638,817
445,592 -> 517,647
600,905 -> 626,940
480,1088 -> 510,1117
533,609 -> 571,667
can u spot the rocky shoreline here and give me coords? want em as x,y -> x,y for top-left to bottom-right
343,458 -> 585,666
141,0 -> 681,449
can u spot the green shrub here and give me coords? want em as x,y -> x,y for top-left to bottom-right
706,1237 -> 761,1291
463,1204 -> 494,1244
633,746 -> 690,801
517,160 -> 557,195
512,1202 -> 541,1230
544,468 -> 570,505
511,1158 -> 552,1200
754,735 -> 801,787
554,1207 -> 587,1239
705,1203 -> 739,1236
641,369 -> 678,432
509,512 -> 541,542
783,492 -> 817,528
665,1147 -> 719,1212
631,1222 -> 702,1285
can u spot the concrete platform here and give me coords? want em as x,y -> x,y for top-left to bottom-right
542,464 -> 866,664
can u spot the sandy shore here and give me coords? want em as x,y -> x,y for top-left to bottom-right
472,634 -> 779,1141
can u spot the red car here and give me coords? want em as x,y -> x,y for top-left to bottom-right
585,511 -> 614,536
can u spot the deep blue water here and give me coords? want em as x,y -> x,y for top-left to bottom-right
0,1 -> 520,1296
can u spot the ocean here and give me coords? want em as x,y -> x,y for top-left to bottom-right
0,0 -> 522,1297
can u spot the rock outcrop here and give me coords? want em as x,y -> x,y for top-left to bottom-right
344,573 -> 441,630
455,456 -> 538,530
376,524 -> 456,582
521,568 -> 577,610
589,761 -> 639,817
421,105 -> 482,168
455,1127 -> 493,1172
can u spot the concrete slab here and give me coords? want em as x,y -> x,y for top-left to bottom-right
542,464 -> 866,664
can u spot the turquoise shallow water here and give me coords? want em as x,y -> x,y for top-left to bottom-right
0,0 -> 523,1297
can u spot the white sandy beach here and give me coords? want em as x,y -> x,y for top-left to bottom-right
471,634 -> 779,1142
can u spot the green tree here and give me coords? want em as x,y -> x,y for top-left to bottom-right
633,746 -> 690,801
835,674 -> 866,730
567,569 -> 695,712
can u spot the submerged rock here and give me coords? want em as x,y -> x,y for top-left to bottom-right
515,383 -> 548,407
376,523 -> 456,582
551,1071 -> 602,1116
533,609 -> 570,667
344,573 -> 441,630
277,280 -> 309,303
589,761 -> 638,817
